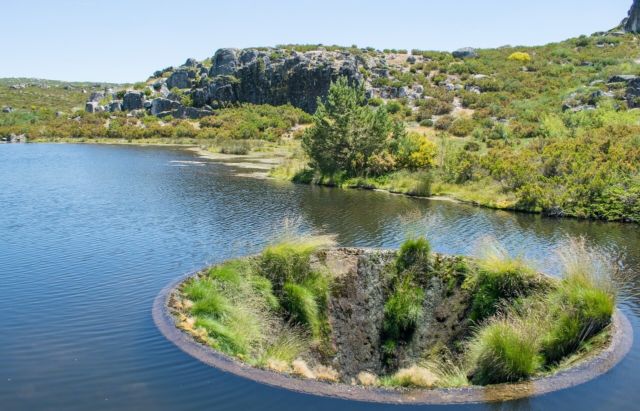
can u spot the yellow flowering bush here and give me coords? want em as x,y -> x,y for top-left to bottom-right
507,52 -> 532,63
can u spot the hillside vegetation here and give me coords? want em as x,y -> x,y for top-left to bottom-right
1,30 -> 640,222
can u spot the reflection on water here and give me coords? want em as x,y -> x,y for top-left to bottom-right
0,143 -> 638,411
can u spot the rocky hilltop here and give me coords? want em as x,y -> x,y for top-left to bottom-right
625,0 -> 640,32
84,1 -> 640,120
85,46 -> 435,118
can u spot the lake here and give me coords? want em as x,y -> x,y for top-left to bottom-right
1,143 -> 638,410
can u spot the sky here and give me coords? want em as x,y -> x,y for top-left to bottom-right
0,0 -> 634,83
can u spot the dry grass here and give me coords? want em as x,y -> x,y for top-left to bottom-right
291,359 -> 315,379
556,236 -> 617,298
383,365 -> 439,388
265,358 -> 290,373
313,365 -> 340,382
420,355 -> 469,388
357,371 -> 380,386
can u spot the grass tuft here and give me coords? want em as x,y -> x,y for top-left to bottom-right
383,276 -> 424,341
282,282 -> 321,337
465,240 -> 545,322
381,365 -> 439,388
396,237 -> 431,273
540,237 -> 616,364
468,316 -> 543,385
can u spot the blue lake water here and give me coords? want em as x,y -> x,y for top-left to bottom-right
1,143 -> 638,410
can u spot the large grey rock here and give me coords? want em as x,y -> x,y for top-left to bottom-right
452,47 -> 478,59
152,80 -> 165,91
85,101 -> 98,113
625,77 -> 640,108
9,133 -> 27,143
210,48 -> 239,76
191,88 -> 209,107
167,69 -> 192,89
207,76 -> 238,104
115,47 -> 376,114
183,58 -> 197,67
121,91 -> 144,111
609,74 -> 639,83
317,248 -> 473,379
2,106 -> 12,113
183,106 -> 213,119
624,0 -> 640,32
108,100 -> 122,112
150,98 -> 181,116
88,91 -> 104,102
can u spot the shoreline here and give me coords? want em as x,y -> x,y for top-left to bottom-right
19,140 -> 635,225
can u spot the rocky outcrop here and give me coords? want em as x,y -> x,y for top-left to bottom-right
1,133 -> 27,143
122,91 -> 144,111
624,0 -> 640,32
607,74 -> 640,108
86,46 -> 450,117
88,91 -> 104,102
166,47 -> 364,113
210,48 -> 240,76
316,248 -> 472,379
319,249 -> 393,377
452,47 -> 478,59
108,100 -> 122,112
167,69 -> 193,90
85,101 -> 98,113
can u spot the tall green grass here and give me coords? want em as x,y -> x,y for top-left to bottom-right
464,241 -> 546,322
396,237 -> 431,273
258,235 -> 335,341
465,237 -> 617,385
383,276 -> 425,341
540,238 -> 616,364
181,259 -> 275,358
468,316 -> 543,385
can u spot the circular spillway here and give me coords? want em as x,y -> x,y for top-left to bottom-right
153,270 -> 633,405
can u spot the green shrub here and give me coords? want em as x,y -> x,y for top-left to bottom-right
259,237 -> 331,290
540,239 -> 615,363
468,318 -> 542,385
434,115 -> 454,130
386,100 -> 403,114
282,282 -> 321,337
195,317 -> 249,355
191,290 -> 231,316
250,275 -> 280,310
396,237 -> 431,273
464,141 -> 480,152
449,118 -> 476,137
368,97 -> 384,107
181,260 -> 270,358
465,245 -> 543,322
383,277 -> 425,340
259,237 -> 334,340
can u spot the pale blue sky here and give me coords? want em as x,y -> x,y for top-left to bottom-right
0,0 -> 633,83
